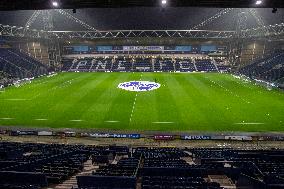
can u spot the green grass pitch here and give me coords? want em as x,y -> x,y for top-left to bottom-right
0,72 -> 283,132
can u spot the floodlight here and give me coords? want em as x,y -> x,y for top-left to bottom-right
162,0 -> 167,5
255,0 -> 262,5
52,1 -> 59,7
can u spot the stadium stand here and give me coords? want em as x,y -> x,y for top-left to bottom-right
1,142 -> 284,189
0,71 -> 14,87
239,51 -> 284,84
175,58 -> 197,72
154,57 -> 175,72
77,157 -> 139,188
92,57 -> 113,72
112,56 -> 133,72
61,57 -> 230,73
133,57 -> 153,72
216,65 -> 230,73
0,48 -> 48,81
62,57 -> 114,72
195,59 -> 218,72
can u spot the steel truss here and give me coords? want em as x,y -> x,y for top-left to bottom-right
242,23 -> 284,38
49,30 -> 236,39
25,10 -> 41,29
191,8 -> 234,30
1,23 -> 283,39
24,9 -> 97,32
54,9 -> 97,31
0,24 -> 45,38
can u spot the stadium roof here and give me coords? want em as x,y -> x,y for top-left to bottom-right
0,0 -> 283,11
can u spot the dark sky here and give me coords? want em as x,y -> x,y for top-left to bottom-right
0,8 -> 283,31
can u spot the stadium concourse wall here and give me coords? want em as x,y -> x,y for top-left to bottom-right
61,37 -> 229,47
231,39 -> 284,67
0,127 -> 283,142
8,38 -> 50,66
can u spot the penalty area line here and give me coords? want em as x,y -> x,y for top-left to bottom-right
70,120 -> 84,122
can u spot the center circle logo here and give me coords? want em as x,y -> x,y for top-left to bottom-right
118,81 -> 161,92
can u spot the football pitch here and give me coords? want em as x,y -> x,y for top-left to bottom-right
0,72 -> 283,132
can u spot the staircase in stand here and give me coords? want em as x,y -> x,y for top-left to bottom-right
212,59 -> 219,72
53,159 -> 99,189
192,59 -> 198,71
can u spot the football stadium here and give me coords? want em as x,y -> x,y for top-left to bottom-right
0,0 -> 284,189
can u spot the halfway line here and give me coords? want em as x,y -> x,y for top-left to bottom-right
129,93 -> 138,123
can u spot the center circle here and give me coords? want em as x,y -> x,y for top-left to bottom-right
118,81 -> 161,92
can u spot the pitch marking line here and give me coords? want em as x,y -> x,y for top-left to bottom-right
30,78 -> 78,100
5,99 -> 28,101
234,122 -> 265,125
205,76 -> 251,104
153,122 -> 174,124
35,119 -> 48,121
129,93 -> 138,123
129,73 -> 143,123
70,119 -> 84,122
105,120 -> 120,123
0,118 -> 14,120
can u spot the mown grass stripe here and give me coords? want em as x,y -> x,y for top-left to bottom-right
0,72 -> 283,132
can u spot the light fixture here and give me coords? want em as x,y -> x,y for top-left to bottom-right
52,1 -> 59,7
161,0 -> 167,5
255,0 -> 262,5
